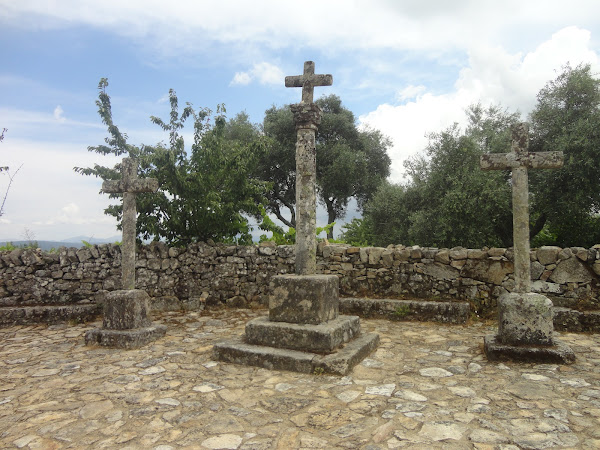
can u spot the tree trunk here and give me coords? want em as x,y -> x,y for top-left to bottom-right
325,198 -> 336,240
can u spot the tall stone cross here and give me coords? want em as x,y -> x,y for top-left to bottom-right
102,157 -> 158,290
480,123 -> 563,293
285,61 -> 333,104
285,61 -> 333,275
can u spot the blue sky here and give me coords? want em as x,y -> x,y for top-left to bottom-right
1,1 -> 599,241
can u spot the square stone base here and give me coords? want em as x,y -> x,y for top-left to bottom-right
213,332 -> 379,375
484,334 -> 575,364
103,289 -> 152,330
245,315 -> 361,353
85,324 -> 167,349
269,274 -> 339,325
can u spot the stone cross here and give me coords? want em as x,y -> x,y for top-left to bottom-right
285,61 -> 332,275
480,123 -> 563,293
102,157 -> 158,290
285,61 -> 333,104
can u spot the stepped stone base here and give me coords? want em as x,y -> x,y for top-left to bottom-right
85,325 -> 167,349
213,332 -> 380,375
340,297 -> 470,324
484,334 -> 576,364
0,304 -> 101,327
245,315 -> 360,353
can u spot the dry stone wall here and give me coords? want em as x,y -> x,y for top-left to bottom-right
1,242 -> 599,317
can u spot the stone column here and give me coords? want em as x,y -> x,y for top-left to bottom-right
291,103 -> 322,275
121,192 -> 136,289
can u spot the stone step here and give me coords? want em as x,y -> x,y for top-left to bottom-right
0,304 -> 101,327
339,297 -> 470,324
553,307 -> 600,333
213,332 -> 380,376
245,315 -> 361,353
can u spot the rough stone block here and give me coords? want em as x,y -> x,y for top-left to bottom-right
484,334 -> 575,364
269,274 -> 338,325
245,315 -> 360,353
497,292 -> 554,346
84,324 -> 167,349
103,289 -> 152,330
536,246 -> 561,265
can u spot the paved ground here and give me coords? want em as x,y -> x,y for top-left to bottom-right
1,308 -> 600,449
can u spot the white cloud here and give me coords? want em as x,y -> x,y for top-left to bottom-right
6,1 -> 599,62
396,85 -> 427,102
231,71 -> 252,86
230,62 -> 284,86
360,26 -> 600,183
53,105 -> 66,122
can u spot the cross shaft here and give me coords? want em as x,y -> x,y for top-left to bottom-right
480,123 -> 563,293
102,158 -> 158,290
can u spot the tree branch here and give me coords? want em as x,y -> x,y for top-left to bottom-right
0,164 -> 23,217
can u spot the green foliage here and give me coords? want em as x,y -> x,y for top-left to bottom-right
360,65 -> 600,248
258,207 -> 296,245
339,218 -> 373,247
75,79 -> 269,246
257,208 -> 336,245
316,222 -> 335,240
257,95 -> 391,239
394,304 -> 411,318
362,104 -> 518,248
0,242 -> 16,251
528,63 -> 600,247
81,240 -> 92,248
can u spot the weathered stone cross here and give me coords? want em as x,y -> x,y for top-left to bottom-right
480,123 -> 563,293
285,61 -> 333,104
102,157 -> 158,290
285,61 -> 333,274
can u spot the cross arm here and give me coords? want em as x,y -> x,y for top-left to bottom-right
102,178 -> 159,194
480,151 -> 564,171
284,74 -> 333,88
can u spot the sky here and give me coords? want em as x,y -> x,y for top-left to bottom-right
1,0 -> 599,241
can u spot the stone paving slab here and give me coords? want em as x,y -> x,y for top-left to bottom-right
1,309 -> 600,449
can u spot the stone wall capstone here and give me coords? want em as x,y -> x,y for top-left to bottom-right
1,242 -> 599,317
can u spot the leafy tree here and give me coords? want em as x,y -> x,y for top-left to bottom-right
75,78 -> 268,245
363,104 -> 518,248
528,63 -> 600,246
258,95 -> 391,239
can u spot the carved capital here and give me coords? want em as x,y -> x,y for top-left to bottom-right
290,103 -> 322,130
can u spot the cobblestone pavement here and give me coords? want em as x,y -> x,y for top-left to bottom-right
1,309 -> 600,449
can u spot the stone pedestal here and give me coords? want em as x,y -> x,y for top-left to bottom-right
214,275 -> 379,375
85,289 -> 166,349
484,292 -> 575,364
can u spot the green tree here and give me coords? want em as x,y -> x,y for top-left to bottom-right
363,104 -> 518,248
529,63 -> 600,246
75,78 -> 268,245
258,95 -> 391,239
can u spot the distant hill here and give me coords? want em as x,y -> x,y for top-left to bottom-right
0,235 -> 122,252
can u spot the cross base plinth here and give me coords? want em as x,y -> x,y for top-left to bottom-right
213,332 -> 380,376
484,335 -> 575,364
85,289 -> 166,349
214,274 -> 378,375
85,325 -> 167,349
498,292 -> 555,346
269,275 -> 339,325
484,292 -> 575,364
